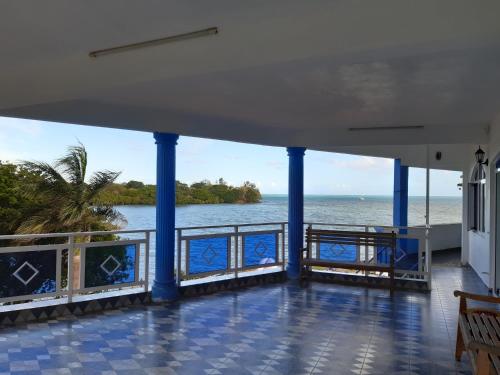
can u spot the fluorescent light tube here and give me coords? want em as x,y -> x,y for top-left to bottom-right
89,27 -> 219,58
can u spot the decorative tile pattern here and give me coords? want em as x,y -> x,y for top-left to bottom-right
306,270 -> 430,291
100,256 -> 121,276
0,263 -> 487,374
0,292 -> 151,327
0,250 -> 58,298
13,261 -> 40,286
180,271 -> 287,298
188,237 -> 230,275
85,244 -> 137,288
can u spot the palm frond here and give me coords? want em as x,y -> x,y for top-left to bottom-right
15,214 -> 56,235
86,170 -> 120,201
92,205 -> 127,227
21,161 -> 66,185
56,143 -> 87,185
20,161 -> 69,201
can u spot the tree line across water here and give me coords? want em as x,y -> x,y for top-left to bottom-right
0,143 -> 261,237
98,178 -> 261,206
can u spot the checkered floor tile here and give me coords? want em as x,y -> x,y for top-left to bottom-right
0,264 -> 488,374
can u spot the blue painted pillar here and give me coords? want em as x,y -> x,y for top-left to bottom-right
152,132 -> 179,301
287,147 -> 306,279
393,158 -> 409,228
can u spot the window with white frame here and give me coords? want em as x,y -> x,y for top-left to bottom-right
468,164 -> 486,232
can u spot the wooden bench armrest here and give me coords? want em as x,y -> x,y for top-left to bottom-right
454,290 -> 500,304
469,341 -> 500,356
465,308 -> 500,316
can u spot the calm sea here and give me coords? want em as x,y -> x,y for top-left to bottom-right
117,195 -> 462,230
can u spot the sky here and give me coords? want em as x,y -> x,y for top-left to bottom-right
0,116 -> 462,196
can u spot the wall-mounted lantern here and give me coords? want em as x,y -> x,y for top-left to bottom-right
475,146 -> 488,166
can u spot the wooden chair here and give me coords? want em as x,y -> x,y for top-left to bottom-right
454,290 -> 500,374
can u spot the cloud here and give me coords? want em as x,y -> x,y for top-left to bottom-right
326,155 -> 392,171
0,117 -> 46,163
0,149 -> 22,163
266,160 -> 285,170
178,136 -> 215,155
0,117 -> 43,138
177,137 -> 217,166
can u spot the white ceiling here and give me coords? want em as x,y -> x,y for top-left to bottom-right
1,1 -> 500,169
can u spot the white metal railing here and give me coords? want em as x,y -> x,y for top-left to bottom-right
0,221 -> 434,306
176,222 -> 287,285
0,229 -> 153,305
304,222 -> 431,287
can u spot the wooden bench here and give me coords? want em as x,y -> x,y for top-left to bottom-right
300,227 -> 396,292
454,290 -> 500,374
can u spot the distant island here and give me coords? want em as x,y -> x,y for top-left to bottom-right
97,179 -> 262,205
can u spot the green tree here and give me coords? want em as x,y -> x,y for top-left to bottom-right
125,180 -> 145,189
239,181 -> 261,203
16,143 -> 125,235
89,178 -> 262,206
0,162 -> 44,236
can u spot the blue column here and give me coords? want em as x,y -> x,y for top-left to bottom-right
287,147 -> 306,279
393,158 -> 409,228
152,132 -> 179,301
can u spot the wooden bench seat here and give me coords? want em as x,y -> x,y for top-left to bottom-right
300,227 -> 396,292
455,290 -> 500,374
301,259 -> 392,273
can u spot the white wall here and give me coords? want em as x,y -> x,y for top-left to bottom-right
466,141 -> 491,287
409,224 -> 461,252
487,115 -> 500,290
465,114 -> 500,289
428,223 -> 461,251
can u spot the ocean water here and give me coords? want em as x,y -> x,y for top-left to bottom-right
117,195 -> 462,230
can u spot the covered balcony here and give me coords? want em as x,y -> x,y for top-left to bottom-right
1,1 -> 500,374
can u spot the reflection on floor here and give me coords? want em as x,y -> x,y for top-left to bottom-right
433,248 -> 463,268
0,257 -> 489,374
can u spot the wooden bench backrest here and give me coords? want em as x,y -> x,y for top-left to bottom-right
304,228 -> 397,264
305,228 -> 396,248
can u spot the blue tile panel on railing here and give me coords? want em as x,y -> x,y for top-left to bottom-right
84,244 -> 137,288
318,243 -> 357,262
0,250 -> 57,298
243,233 -> 279,267
188,237 -> 229,275
377,239 -> 419,270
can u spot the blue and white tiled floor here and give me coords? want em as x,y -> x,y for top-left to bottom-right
0,258 -> 489,374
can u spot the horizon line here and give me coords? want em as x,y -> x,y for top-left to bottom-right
261,193 -> 461,198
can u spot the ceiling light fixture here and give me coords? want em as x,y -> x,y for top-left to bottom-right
348,125 -> 424,131
89,27 -> 219,58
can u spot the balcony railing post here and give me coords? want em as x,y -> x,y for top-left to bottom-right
234,226 -> 239,278
56,248 -> 62,295
145,231 -> 150,293
176,229 -> 182,286
364,226 -> 369,275
426,226 -> 432,290
67,235 -> 74,303
281,223 -> 286,271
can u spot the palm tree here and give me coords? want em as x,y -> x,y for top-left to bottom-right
16,143 -> 125,235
